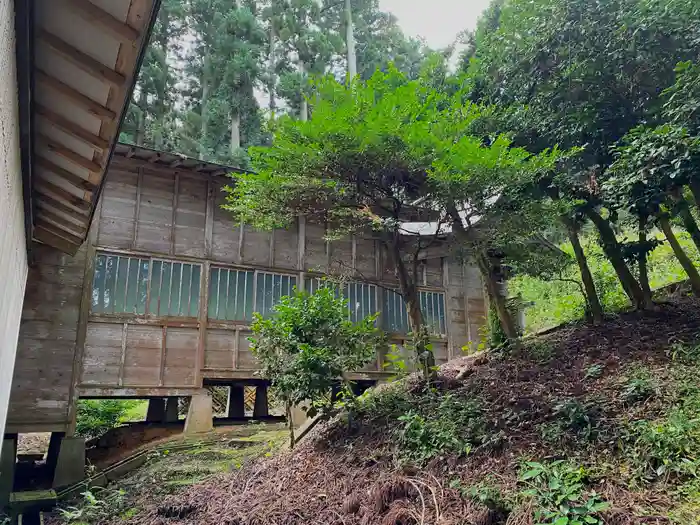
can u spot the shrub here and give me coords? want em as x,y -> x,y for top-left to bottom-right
519,460 -> 609,525
75,400 -> 138,440
621,368 -> 657,404
396,392 -> 487,464
624,410 -> 700,482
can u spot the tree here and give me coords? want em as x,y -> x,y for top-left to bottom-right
251,287 -> 382,447
605,125 -> 700,296
224,68 -> 561,350
467,0 -> 700,309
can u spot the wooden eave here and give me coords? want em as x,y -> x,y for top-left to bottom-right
23,0 -> 161,255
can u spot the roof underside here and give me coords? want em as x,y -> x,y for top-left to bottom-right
27,0 -> 160,255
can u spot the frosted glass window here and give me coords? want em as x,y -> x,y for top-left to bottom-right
149,261 -> 201,317
92,254 -> 150,314
384,289 -> 447,335
255,272 -> 297,318
209,268 -> 255,321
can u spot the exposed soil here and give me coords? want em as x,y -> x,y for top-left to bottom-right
56,299 -> 700,525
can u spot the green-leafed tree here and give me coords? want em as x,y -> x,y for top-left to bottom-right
224,68 -> 562,355
465,0 -> 700,310
121,0 -> 186,149
251,287 -> 383,447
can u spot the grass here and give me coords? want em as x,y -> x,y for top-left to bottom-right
510,229 -> 700,333
54,428 -> 287,525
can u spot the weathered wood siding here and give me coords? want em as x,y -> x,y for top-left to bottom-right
0,0 -> 29,442
8,156 -> 486,432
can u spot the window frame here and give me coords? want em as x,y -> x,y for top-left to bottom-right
383,287 -> 449,337
90,252 -> 203,319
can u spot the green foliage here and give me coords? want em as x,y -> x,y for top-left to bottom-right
584,364 -> 604,380
511,229 -> 700,333
250,287 -> 383,419
620,367 -> 657,405
519,460 -> 610,525
552,399 -> 597,439
450,477 -> 512,514
667,342 -> 700,364
58,489 -> 127,525
75,400 -> 140,441
624,410 -> 700,482
396,393 -> 487,464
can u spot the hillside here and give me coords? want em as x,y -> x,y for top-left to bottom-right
51,298 -> 699,525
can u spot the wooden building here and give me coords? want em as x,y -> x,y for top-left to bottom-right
0,0 -> 159,487
6,143 -> 488,438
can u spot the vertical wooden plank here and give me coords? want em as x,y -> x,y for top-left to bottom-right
375,239 -> 382,280
463,262 -> 472,344
170,174 -> 180,256
118,323 -> 128,386
195,261 -> 210,386
442,257 -> 453,359
351,235 -> 357,273
204,178 -> 214,258
269,229 -> 275,268
297,216 -> 306,270
237,222 -> 244,263
66,200 -> 102,435
233,328 -> 240,370
132,169 -> 142,250
159,325 -> 167,387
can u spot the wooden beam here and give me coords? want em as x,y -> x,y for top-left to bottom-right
64,0 -> 140,43
36,103 -> 110,150
36,155 -> 97,192
35,207 -> 88,234
36,69 -> 116,121
34,224 -> 81,253
37,133 -> 103,173
35,175 -> 91,211
35,217 -> 84,245
34,191 -> 90,224
38,28 -> 126,87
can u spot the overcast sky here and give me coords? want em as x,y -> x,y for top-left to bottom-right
378,0 -> 492,49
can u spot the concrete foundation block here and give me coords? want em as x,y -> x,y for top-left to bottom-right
52,437 -> 86,489
146,398 -> 166,422
184,392 -> 213,435
1,435 -> 18,509
227,386 -> 245,418
253,385 -> 269,419
164,397 -> 179,423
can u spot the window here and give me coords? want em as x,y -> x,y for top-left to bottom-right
149,261 -> 201,317
384,289 -> 447,336
306,278 -> 378,323
256,272 -> 297,318
208,268 -> 255,321
92,254 -> 150,314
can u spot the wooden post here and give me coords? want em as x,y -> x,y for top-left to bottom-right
253,384 -> 269,419
227,385 -> 245,418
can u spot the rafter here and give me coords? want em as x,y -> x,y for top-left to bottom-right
36,207 -> 88,235
64,0 -> 140,43
36,69 -> 116,121
38,28 -> 126,87
35,175 -> 91,211
38,133 -> 103,173
35,217 -> 84,245
34,190 -> 90,224
36,156 -> 97,192
34,226 -> 80,253
36,103 -> 110,151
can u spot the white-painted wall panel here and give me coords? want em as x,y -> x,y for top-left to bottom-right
0,0 -> 28,449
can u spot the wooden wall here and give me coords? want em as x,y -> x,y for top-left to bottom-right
6,156 -> 486,432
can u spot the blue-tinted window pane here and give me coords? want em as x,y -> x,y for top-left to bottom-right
92,254 -> 150,315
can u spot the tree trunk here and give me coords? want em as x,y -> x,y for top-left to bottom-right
658,214 -> 700,296
285,402 -> 295,449
562,217 -> 603,324
268,25 -> 277,116
230,109 -> 241,155
382,235 -> 434,378
299,61 -> 308,122
584,208 -> 649,309
345,0 -> 357,80
638,216 -> 652,298
200,52 -> 210,160
689,181 -> 700,215
475,251 -> 519,341
672,190 -> 700,254
135,90 -> 146,146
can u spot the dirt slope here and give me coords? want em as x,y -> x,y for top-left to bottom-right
76,299 -> 700,524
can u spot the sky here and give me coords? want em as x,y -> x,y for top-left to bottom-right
378,0 -> 492,49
